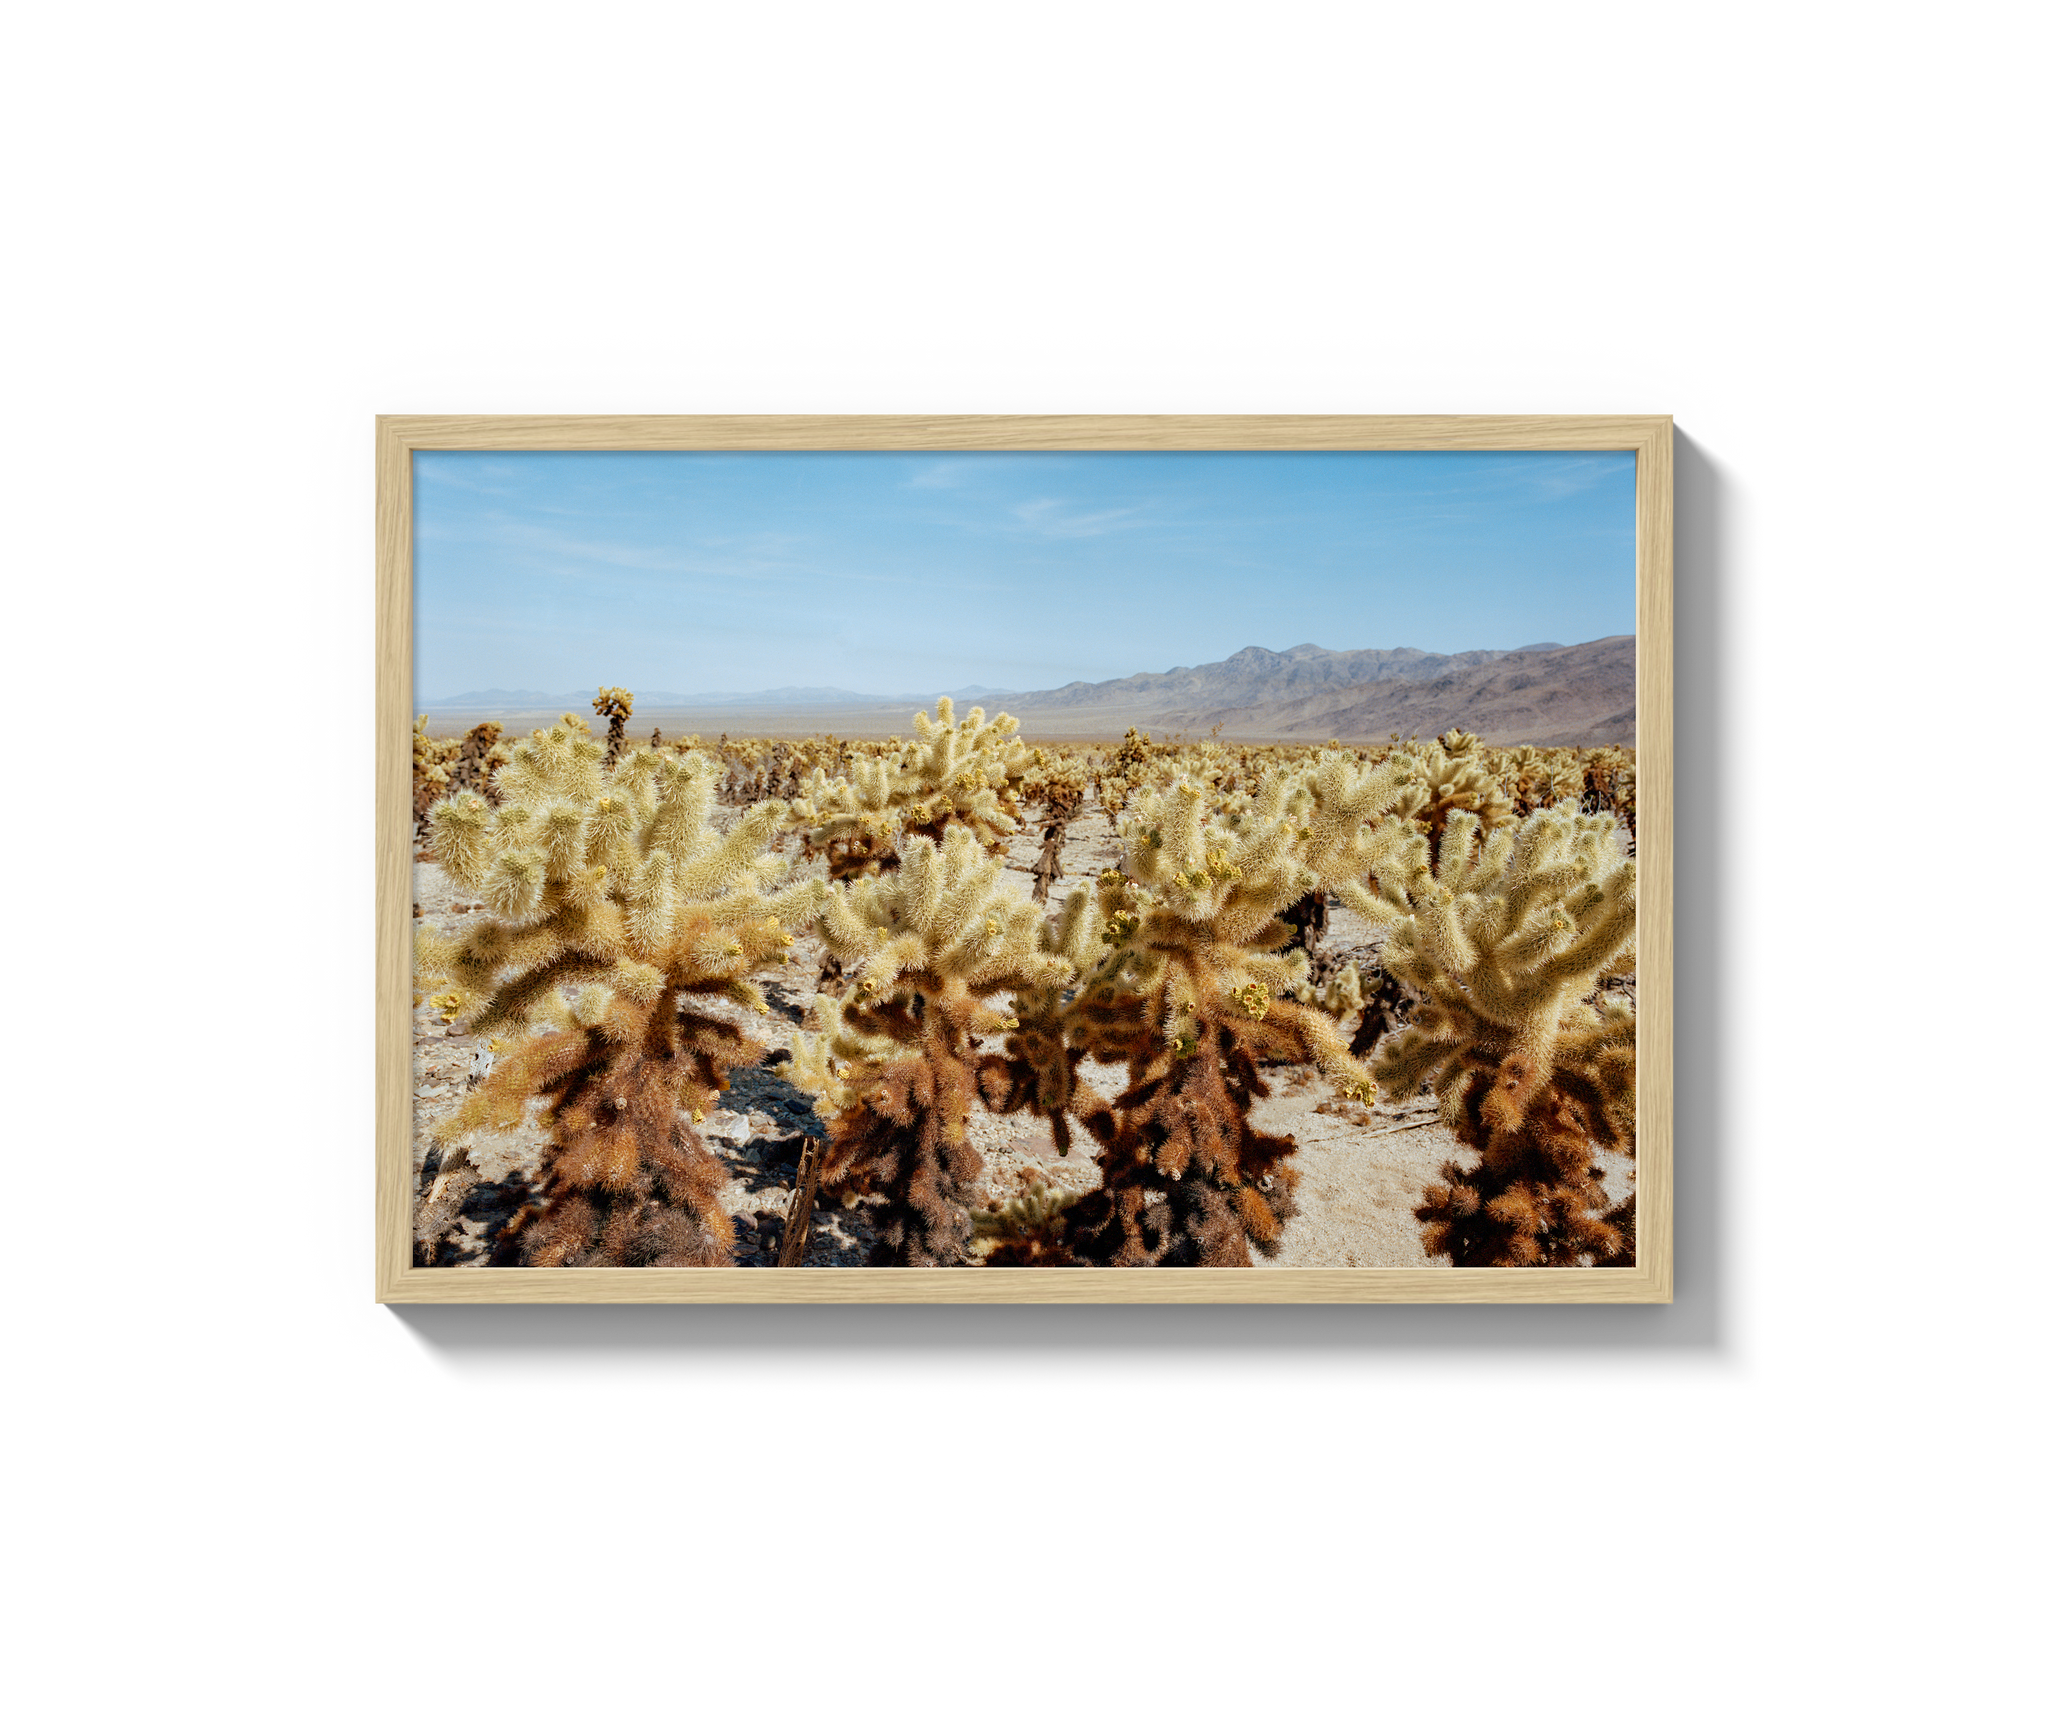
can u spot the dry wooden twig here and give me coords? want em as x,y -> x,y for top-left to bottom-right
1355,1116 -> 1448,1140
776,1133 -> 829,1267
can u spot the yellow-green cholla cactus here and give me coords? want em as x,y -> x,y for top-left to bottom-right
790,697 -> 1027,880
1352,806 -> 1638,1266
416,712 -> 826,1267
1044,752 -> 1412,1266
786,824 -> 1069,1264
1388,728 -> 1515,862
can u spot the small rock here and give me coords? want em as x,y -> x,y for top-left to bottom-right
702,1109 -> 750,1146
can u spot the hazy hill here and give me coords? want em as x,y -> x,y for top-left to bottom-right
422,683 -> 1021,711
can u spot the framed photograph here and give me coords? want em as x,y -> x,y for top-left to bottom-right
377,415 -> 1671,1303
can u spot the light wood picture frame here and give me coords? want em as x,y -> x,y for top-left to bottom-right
377,414 -> 1672,1304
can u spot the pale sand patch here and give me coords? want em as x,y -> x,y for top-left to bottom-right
1244,1073 -> 1455,1268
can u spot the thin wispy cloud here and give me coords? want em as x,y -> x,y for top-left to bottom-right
414,463 -> 526,500
905,460 -> 977,490
427,516 -> 807,584
1010,498 -> 1147,539
1522,456 -> 1625,501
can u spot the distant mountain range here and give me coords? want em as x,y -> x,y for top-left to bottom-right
1004,642 -> 1566,711
1097,637 -> 1636,746
419,637 -> 1634,746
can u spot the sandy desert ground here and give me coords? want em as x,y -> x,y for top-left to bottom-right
409,799 -> 1635,1270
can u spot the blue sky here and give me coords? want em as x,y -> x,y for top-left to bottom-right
413,450 -> 1636,699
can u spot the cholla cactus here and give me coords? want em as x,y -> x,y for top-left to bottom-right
592,686 -> 634,764
1048,754 -> 1412,1266
1356,807 -> 1638,1266
1493,745 -> 1548,815
417,712 -> 826,1267
1581,747 -> 1636,827
1390,729 -> 1514,862
973,880 -> 1118,1162
973,1182 -> 1081,1265
1019,750 -> 1089,904
792,698 -> 1026,881
412,716 -> 461,847
444,720 -> 505,803
1311,960 -> 1375,1023
1093,727 -> 1159,816
787,826 -> 1068,1265
1486,746 -> 1590,818
1018,748 -> 1087,815
731,739 -> 772,803
1307,958 -> 1414,1060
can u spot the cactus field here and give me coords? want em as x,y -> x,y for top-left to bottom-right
409,691 -> 1637,1270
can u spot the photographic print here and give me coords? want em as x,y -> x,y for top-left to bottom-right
377,417 -> 1671,1303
